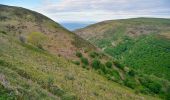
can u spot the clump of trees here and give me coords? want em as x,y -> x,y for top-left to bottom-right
74,51 -> 121,82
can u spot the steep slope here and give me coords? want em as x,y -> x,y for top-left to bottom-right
0,4 -> 95,59
0,5 -> 159,100
75,18 -> 170,99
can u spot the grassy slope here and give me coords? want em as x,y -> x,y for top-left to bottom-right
0,32 -> 158,100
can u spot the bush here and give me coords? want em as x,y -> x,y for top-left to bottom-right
75,51 -> 82,58
147,82 -> 162,94
114,61 -> 124,70
82,64 -> 86,68
105,61 -> 112,68
72,61 -> 80,65
128,69 -> 135,76
89,51 -> 99,58
124,78 -> 137,89
139,77 -> 162,94
111,70 -> 120,81
91,59 -> 101,70
81,57 -> 89,65
27,32 -> 47,49
99,63 -> 107,74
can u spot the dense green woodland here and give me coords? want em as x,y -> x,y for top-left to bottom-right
105,34 -> 170,80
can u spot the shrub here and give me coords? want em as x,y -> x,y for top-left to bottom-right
147,82 -> 162,94
72,61 -> 80,65
27,32 -> 47,49
89,51 -> 99,58
124,78 -> 137,89
128,69 -> 135,77
114,61 -> 124,70
91,59 -> 101,70
138,86 -> 150,94
111,70 -> 120,81
81,57 -> 89,65
139,77 -> 162,94
99,63 -> 107,74
105,61 -> 112,68
75,51 -> 82,58
82,64 -> 87,68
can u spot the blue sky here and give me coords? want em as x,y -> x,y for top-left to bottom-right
0,0 -> 170,23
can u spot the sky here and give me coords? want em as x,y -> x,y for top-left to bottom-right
0,0 -> 170,30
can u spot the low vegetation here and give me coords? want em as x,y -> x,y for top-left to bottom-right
27,32 -> 47,49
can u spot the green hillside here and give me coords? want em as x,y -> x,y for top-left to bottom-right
0,5 -> 160,100
75,18 -> 170,99
1,32 -> 157,100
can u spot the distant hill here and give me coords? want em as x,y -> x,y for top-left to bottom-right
0,4 -> 159,100
75,18 -> 170,99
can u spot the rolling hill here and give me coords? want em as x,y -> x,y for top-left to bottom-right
0,4 -> 160,100
75,18 -> 170,99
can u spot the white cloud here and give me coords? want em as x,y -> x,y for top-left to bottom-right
36,0 -> 170,22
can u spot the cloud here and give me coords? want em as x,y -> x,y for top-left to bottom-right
36,0 -> 170,22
